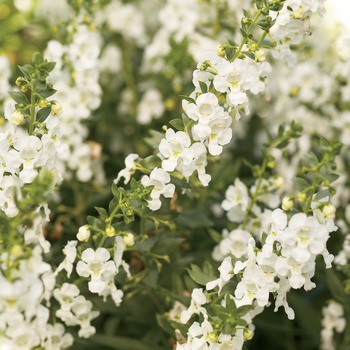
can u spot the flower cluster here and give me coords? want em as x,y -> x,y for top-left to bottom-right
2,1 -> 349,349
44,16 -> 105,183
320,300 -> 346,350
0,247 -> 73,349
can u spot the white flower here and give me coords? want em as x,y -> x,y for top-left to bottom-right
180,288 -> 207,323
321,300 -> 346,350
114,153 -> 139,185
76,247 -> 117,293
55,240 -> 77,278
77,225 -> 90,242
42,323 -> 74,350
57,295 -> 99,338
13,135 -> 44,183
221,178 -> 250,223
159,128 -> 194,172
206,256 -> 234,293
212,228 -> 252,261
137,88 -> 165,124
54,283 -> 80,311
141,168 -> 175,210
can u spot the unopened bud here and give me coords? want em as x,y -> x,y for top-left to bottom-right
248,43 -> 257,52
15,77 -> 26,87
282,196 -> 294,211
274,176 -> 284,189
77,225 -> 90,242
267,160 -> 275,169
123,232 -> 135,247
11,245 -> 22,257
106,226 -> 116,237
290,86 -> 299,97
292,6 -> 304,19
297,192 -> 307,202
322,203 -> 336,219
244,329 -> 253,341
11,110 -> 24,126
51,102 -> 62,116
207,332 -> 218,343
255,49 -> 266,62
217,45 -> 226,57
39,99 -> 48,108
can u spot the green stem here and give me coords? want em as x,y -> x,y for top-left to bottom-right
232,11 -> 262,61
29,80 -> 36,135
241,157 -> 267,230
303,156 -> 328,214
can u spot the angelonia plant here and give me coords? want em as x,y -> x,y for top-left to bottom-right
1,0 -> 350,349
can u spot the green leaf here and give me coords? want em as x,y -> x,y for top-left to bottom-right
303,152 -> 319,167
211,303 -> 229,317
208,228 -> 222,244
180,95 -> 196,104
199,81 -> 208,93
18,64 -> 35,78
255,0 -> 264,10
39,88 -> 57,98
143,269 -> 159,288
95,206 -> 108,220
156,314 -> 176,337
169,118 -> 184,131
324,173 -> 340,183
139,155 -> 162,169
31,52 -> 44,66
225,294 -> 237,314
9,91 -> 29,105
41,61 -> 56,72
87,215 -> 103,229
236,304 -> 254,317
275,139 -> 289,149
187,264 -> 216,286
292,177 -> 310,191
170,320 -> 189,339
314,188 -> 330,201
36,106 -> 51,121
111,183 -> 121,199
239,28 -> 247,38
108,197 -> 120,216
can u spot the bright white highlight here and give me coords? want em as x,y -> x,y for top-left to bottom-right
329,0 -> 350,27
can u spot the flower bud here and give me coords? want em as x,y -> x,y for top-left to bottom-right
292,6 -> 304,19
217,45 -> 226,57
51,102 -> 62,116
207,332 -> 218,343
11,110 -> 24,126
322,203 -> 336,219
123,232 -> 135,247
39,99 -> 48,108
11,245 -> 22,257
274,176 -> 284,189
282,196 -> 294,211
255,49 -> 266,62
244,329 -> 253,341
297,192 -> 307,202
106,226 -> 116,237
248,43 -> 257,52
77,225 -> 90,242
15,77 -> 27,87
